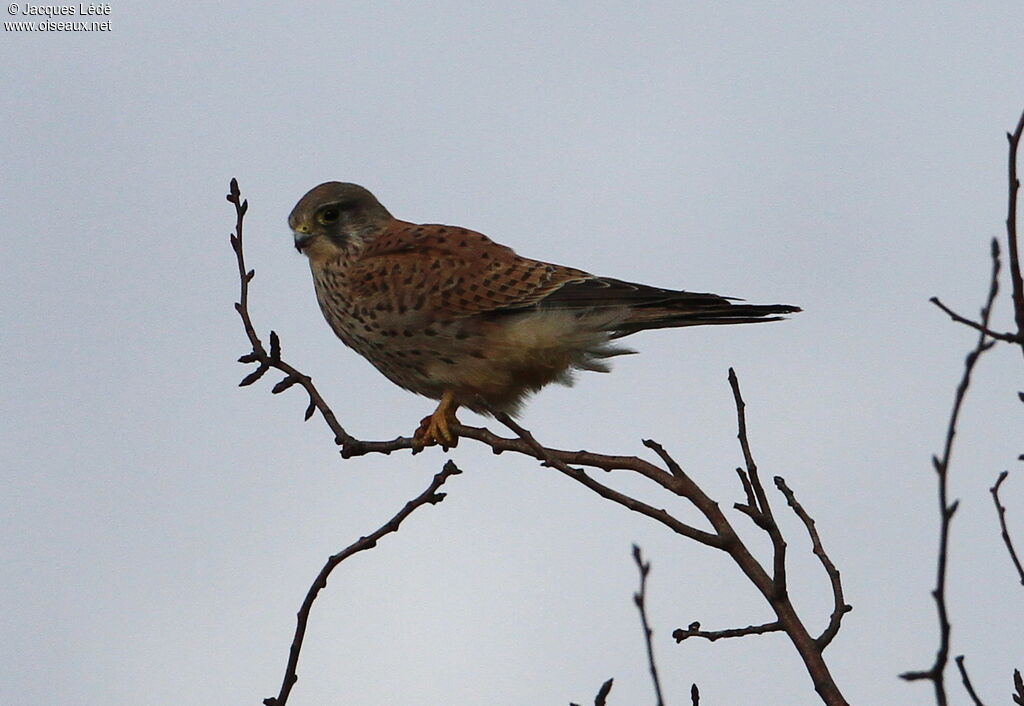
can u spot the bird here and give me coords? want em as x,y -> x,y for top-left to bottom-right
288,182 -> 800,451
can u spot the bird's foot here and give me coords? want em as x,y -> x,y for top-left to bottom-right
411,394 -> 460,453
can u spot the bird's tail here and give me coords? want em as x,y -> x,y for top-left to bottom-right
530,275 -> 800,338
610,301 -> 801,337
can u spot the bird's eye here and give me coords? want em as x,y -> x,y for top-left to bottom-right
320,207 -> 340,224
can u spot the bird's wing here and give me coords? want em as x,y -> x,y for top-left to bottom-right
349,221 -> 592,317
529,276 -> 729,310
350,221 -> 799,331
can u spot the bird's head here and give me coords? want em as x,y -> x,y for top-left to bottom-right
288,182 -> 393,259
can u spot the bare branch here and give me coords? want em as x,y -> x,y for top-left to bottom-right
632,546 -> 666,706
495,414 -> 725,546
263,460 -> 462,706
1004,109 -> 1024,356
734,467 -> 759,520
595,678 -> 614,706
930,296 -> 1020,343
990,471 -> 1024,586
227,179 -> 357,448
774,477 -> 852,650
954,655 -> 987,706
1013,669 -> 1024,705
691,684 -> 700,705
570,678 -> 614,706
497,398 -> 847,704
904,235 -> 1001,704
673,620 -> 782,643
344,425 -> 692,501
728,369 -> 788,596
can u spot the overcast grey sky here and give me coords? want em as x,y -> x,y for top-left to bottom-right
3,3 -> 1024,705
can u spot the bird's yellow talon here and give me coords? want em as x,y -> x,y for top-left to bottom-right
411,391 -> 460,451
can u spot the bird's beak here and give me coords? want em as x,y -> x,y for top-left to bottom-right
292,226 -> 313,252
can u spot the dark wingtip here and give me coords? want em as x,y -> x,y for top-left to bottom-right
726,302 -> 802,318
611,301 -> 802,335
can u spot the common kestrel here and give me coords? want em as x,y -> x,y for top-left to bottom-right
289,182 -> 799,450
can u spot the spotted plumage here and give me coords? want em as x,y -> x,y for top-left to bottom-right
289,182 -> 800,449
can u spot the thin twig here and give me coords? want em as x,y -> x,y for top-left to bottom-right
728,369 -> 788,598
345,426 -> 683,494
492,412 -> 725,547
902,238 -> 1001,704
498,400 -> 846,705
570,678 -> 614,706
954,655 -> 987,706
691,684 -> 700,705
632,546 -> 666,706
990,471 -> 1024,586
1004,109 -> 1024,356
929,297 -> 1020,343
673,620 -> 782,643
774,477 -> 852,650
263,460 -> 461,706
934,110 -> 1024,354
227,179 -> 356,447
1013,668 -> 1024,705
